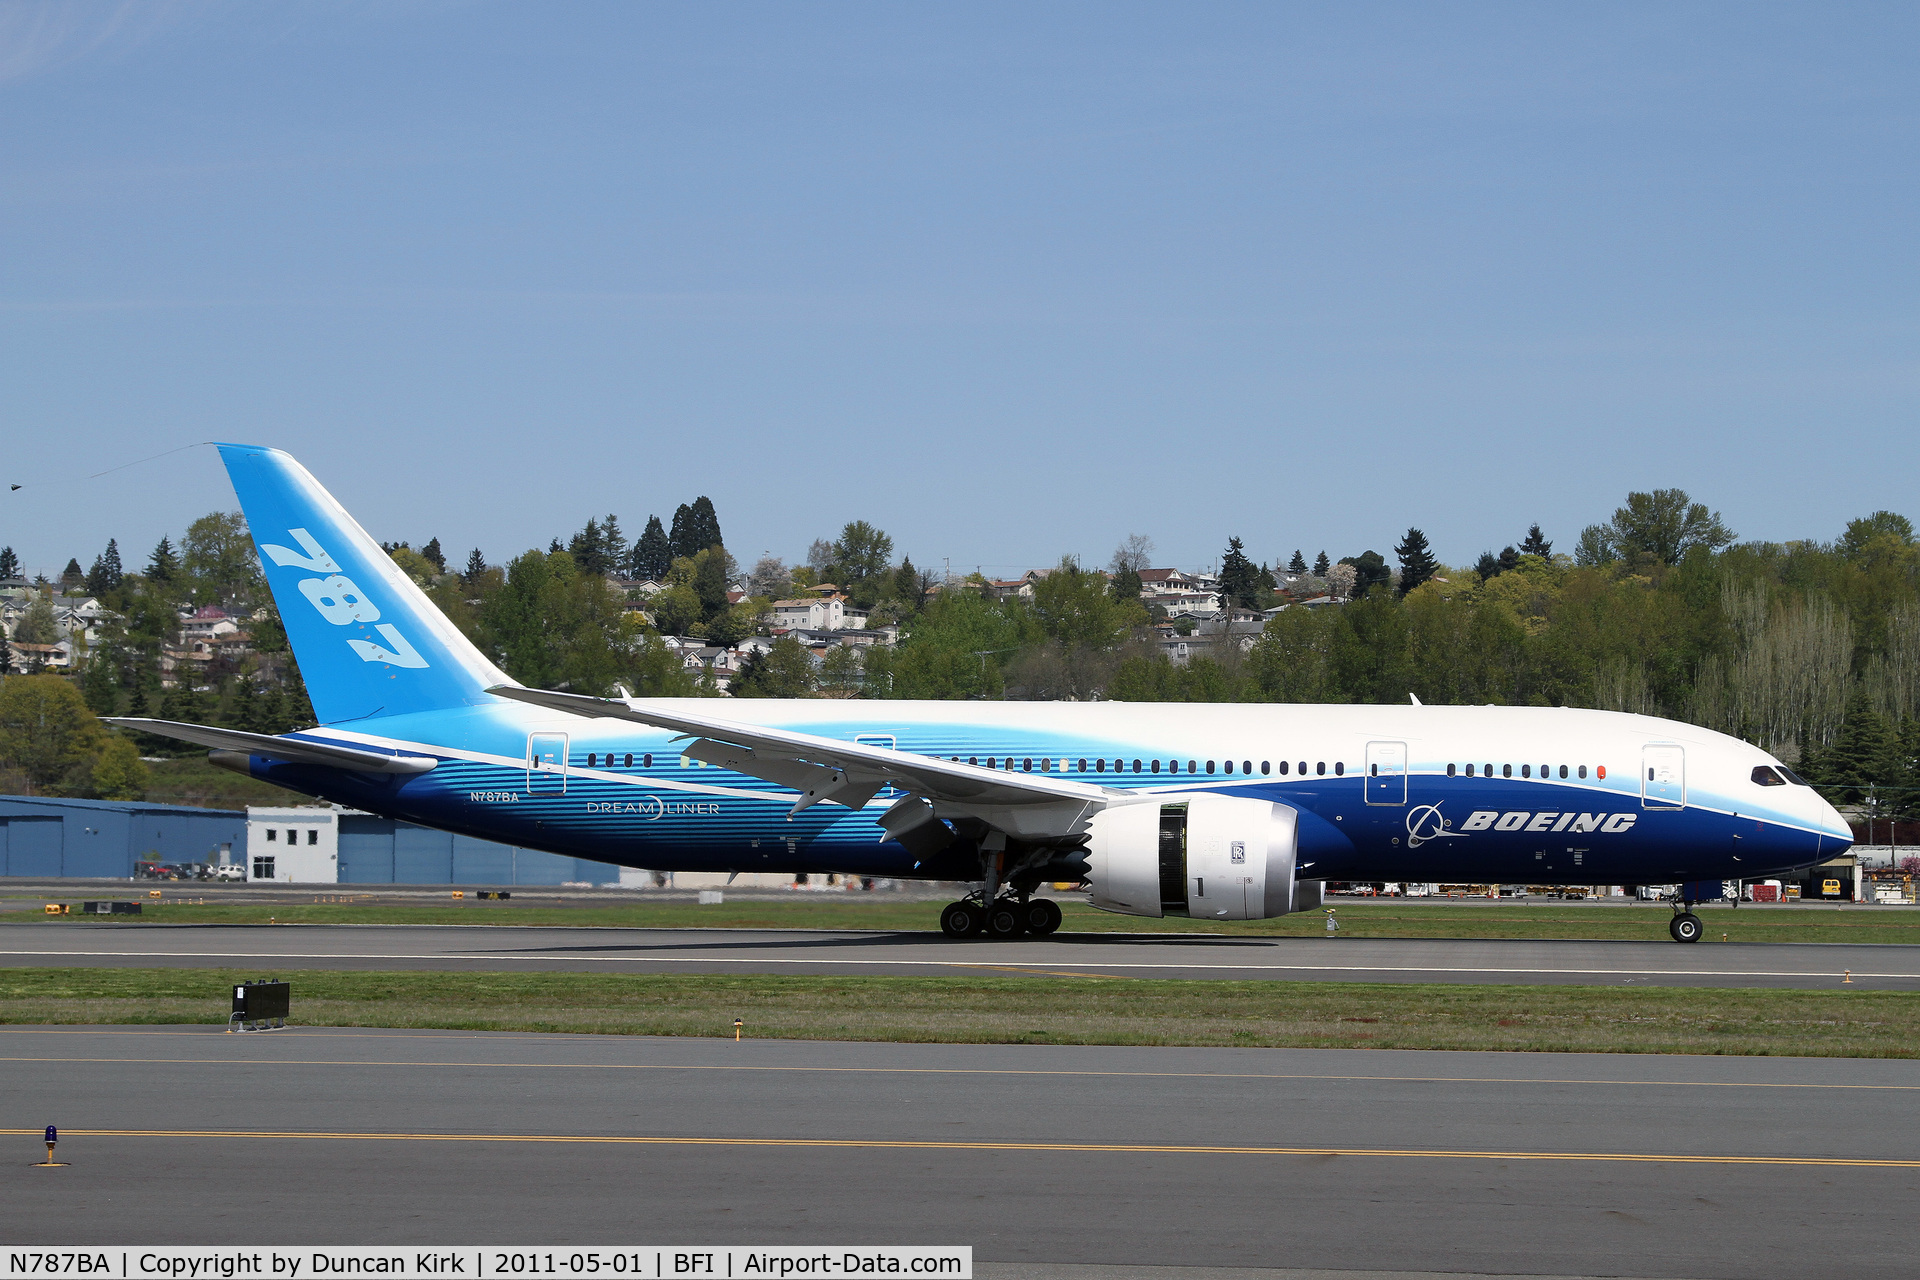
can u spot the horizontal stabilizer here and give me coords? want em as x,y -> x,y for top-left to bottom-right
105,718 -> 438,775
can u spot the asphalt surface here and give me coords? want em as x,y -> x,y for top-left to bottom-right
5,1026 -> 1917,1279
2,921 -> 1915,988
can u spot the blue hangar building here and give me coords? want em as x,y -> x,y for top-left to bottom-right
0,796 -> 247,878
0,795 -> 616,886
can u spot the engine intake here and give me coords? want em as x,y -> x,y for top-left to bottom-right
1087,794 -> 1318,920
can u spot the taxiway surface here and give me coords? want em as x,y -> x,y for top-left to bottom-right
0,921 -> 1910,988
4,1026 -> 1915,1279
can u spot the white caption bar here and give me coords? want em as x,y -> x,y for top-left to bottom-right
1,1251 -> 970,1280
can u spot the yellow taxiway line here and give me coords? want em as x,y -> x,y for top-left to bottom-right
0,1126 -> 1909,1167
6,1049 -> 1920,1091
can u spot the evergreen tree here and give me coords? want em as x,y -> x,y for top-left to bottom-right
463,548 -> 488,584
1810,692 -> 1898,805
420,537 -> 445,573
0,546 -> 18,580
632,516 -> 671,580
1341,551 -> 1392,597
1394,528 -> 1437,597
1519,524 -> 1552,558
1497,546 -> 1521,574
1288,549 -> 1308,575
1218,536 -> 1260,609
600,515 -> 627,572
667,503 -> 694,561
548,537 -> 564,555
569,517 -> 607,576
60,558 -> 84,589
85,538 -> 123,595
686,496 -> 722,554
1312,550 -> 1330,577
147,537 -> 179,583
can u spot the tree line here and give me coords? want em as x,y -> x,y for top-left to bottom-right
4,486 -> 1916,820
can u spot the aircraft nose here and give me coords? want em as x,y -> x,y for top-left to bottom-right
1815,794 -> 1853,847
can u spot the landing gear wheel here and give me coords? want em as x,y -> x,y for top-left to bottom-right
1670,911 -> 1703,944
986,900 -> 1027,938
1021,898 -> 1063,937
940,901 -> 984,939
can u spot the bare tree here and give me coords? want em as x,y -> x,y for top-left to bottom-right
1108,533 -> 1155,576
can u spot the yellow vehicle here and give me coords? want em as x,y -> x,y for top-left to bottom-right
1822,878 -> 1843,897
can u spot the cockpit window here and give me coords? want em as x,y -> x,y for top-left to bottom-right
1751,765 -> 1786,787
1777,766 -> 1812,786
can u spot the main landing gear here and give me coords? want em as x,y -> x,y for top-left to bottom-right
939,894 -> 1063,940
1669,901 -> 1703,944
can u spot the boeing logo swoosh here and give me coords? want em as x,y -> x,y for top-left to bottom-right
1406,803 -> 1466,849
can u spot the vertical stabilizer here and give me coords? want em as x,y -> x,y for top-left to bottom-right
217,444 -> 517,724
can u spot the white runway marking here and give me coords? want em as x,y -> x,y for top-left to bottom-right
0,947 -> 1903,980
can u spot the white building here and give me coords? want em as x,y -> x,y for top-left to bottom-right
247,807 -> 340,883
770,597 -> 869,631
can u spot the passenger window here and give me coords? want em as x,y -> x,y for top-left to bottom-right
1298,761 -> 1307,775
1447,763 -> 1456,777
1207,760 -> 1217,774
1315,762 -> 1325,776
1243,761 -> 1252,774
1151,759 -> 1160,774
1578,765 -> 1586,779
624,753 -> 633,768
1502,764 -> 1512,778
1261,761 -> 1270,775
1370,764 -> 1378,777
1334,762 -> 1344,776
1078,758 -> 1087,772
1751,765 -> 1787,786
587,753 -> 596,767
1188,760 -> 1197,774
1133,759 -> 1142,773
1559,765 -> 1568,779
644,753 -> 653,768
1278,761 -> 1289,775
1223,760 -> 1233,774
1521,765 -> 1531,778
1095,759 -> 1105,773
968,756 -> 978,766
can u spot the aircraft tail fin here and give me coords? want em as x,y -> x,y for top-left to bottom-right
216,444 -> 517,725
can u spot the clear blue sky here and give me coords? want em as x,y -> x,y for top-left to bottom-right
3,2 -> 1915,582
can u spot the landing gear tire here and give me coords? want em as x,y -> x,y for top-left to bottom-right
1021,898 -> 1063,937
986,901 -> 1027,938
940,901 -> 984,939
1670,911 -> 1703,944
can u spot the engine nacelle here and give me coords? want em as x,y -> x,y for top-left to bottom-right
1086,793 -> 1319,920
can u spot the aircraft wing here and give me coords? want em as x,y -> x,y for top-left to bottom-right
486,686 -> 1115,815
105,718 -> 439,775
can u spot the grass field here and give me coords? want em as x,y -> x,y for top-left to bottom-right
25,895 -> 1920,944
3,966 -> 1915,1057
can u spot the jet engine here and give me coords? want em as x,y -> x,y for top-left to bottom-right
1086,794 -> 1323,920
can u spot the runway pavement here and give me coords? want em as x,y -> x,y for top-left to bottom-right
4,1026 -> 1917,1279
1,920 -> 1914,988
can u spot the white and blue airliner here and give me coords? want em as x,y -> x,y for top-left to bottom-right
116,446 -> 1853,943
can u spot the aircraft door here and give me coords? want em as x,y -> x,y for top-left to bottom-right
1642,744 -> 1685,809
527,732 -> 568,794
1364,741 -> 1408,805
